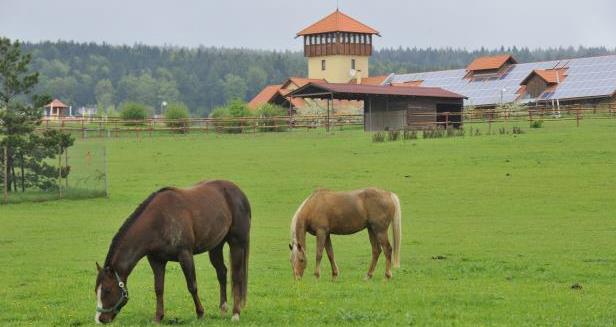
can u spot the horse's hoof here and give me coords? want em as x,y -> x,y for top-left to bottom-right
221,302 -> 229,314
364,274 -> 373,281
385,272 -> 392,279
196,311 -> 205,319
231,313 -> 240,322
314,273 -> 321,280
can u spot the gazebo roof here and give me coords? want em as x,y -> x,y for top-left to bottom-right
45,99 -> 68,108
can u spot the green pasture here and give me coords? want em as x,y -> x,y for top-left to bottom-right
1,119 -> 615,326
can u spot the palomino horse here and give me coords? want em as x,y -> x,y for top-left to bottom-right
289,188 -> 402,280
94,180 -> 250,324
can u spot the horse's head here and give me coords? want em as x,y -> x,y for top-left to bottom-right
94,263 -> 129,324
289,242 -> 307,279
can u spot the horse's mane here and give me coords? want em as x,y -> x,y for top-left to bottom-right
103,187 -> 175,267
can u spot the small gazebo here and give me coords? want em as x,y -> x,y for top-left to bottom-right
45,99 -> 69,120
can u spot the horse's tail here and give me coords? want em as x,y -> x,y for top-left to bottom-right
222,182 -> 251,309
390,192 -> 402,268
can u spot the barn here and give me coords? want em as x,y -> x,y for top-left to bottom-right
287,82 -> 466,131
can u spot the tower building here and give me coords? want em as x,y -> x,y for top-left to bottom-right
296,9 -> 380,83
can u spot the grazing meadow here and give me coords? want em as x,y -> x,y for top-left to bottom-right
1,119 -> 615,326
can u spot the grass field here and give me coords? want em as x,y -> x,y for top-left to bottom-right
1,119 -> 615,326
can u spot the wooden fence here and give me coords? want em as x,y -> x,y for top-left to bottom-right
37,103 -> 615,138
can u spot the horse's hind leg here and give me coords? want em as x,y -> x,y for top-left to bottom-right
208,243 -> 228,315
229,240 -> 247,321
324,235 -> 339,280
147,256 -> 167,323
376,231 -> 393,279
178,251 -> 205,319
365,228 -> 382,280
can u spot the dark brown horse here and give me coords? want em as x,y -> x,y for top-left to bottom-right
94,180 -> 250,324
289,188 -> 402,280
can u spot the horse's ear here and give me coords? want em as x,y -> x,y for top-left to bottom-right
288,243 -> 292,250
96,262 -> 102,272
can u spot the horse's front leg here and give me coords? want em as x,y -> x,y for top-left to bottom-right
208,244 -> 228,316
314,231 -> 327,279
178,251 -> 205,318
147,256 -> 167,323
324,235 -> 339,280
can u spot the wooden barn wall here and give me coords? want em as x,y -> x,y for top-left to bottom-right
526,75 -> 549,98
364,97 -> 462,131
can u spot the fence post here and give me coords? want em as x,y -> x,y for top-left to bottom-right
528,109 -> 533,127
82,119 -> 86,139
103,146 -> 108,197
3,144 -> 7,204
57,146 -> 63,198
576,105 -> 581,127
488,110 -> 493,134
445,112 -> 449,130
65,147 -> 69,189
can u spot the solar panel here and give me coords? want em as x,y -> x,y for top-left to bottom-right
392,55 -> 616,106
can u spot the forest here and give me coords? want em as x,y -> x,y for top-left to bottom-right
21,41 -> 616,116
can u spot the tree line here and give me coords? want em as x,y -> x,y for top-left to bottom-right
19,40 -> 616,116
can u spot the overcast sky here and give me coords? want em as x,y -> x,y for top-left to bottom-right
2,0 -> 615,50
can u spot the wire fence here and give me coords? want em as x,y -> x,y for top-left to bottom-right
1,142 -> 107,204
35,103 -> 615,138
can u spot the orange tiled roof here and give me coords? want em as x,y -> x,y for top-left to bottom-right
297,9 -> 380,36
520,68 -> 568,85
45,99 -> 68,108
284,77 -> 325,89
350,75 -> 389,85
467,55 -> 517,71
248,85 -> 282,110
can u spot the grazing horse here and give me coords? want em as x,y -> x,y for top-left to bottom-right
289,188 -> 402,280
94,180 -> 250,324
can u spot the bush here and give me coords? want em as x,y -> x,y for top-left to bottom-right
209,99 -> 252,133
530,120 -> 544,128
120,102 -> 148,125
257,103 -> 288,132
165,102 -> 190,133
387,130 -> 400,141
372,132 -> 385,143
403,129 -> 418,140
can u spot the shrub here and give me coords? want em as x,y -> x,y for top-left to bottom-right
209,100 -> 252,133
372,132 -> 385,143
530,120 -> 544,128
512,126 -> 525,134
423,126 -> 445,139
120,102 -> 148,125
403,129 -> 418,140
165,102 -> 191,133
256,103 -> 288,132
387,130 -> 400,141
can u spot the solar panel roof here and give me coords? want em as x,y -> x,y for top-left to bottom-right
390,55 -> 616,107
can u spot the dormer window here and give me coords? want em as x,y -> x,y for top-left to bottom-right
466,55 -> 517,79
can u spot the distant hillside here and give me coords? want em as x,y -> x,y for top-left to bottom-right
19,40 -> 616,116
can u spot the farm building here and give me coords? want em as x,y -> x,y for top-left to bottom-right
287,82 -> 465,131
388,54 -> 616,108
250,8 -> 616,125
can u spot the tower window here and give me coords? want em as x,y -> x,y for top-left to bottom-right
351,59 -> 356,70
321,60 -> 326,71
